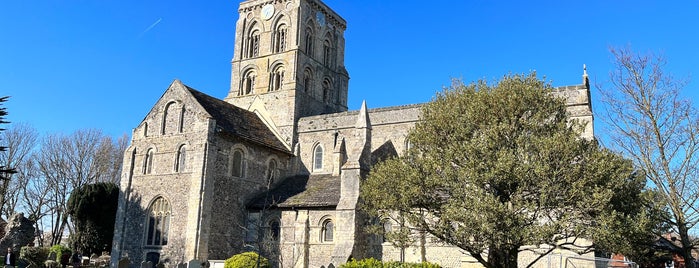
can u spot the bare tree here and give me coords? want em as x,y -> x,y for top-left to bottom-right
598,47 -> 699,268
0,123 -> 38,220
15,155 -> 52,247
93,134 -> 128,184
35,129 -> 121,245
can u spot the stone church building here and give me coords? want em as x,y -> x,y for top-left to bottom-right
110,0 -> 593,267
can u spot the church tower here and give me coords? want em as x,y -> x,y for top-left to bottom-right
225,0 -> 349,145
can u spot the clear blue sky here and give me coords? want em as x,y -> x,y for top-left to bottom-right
1,1 -> 697,140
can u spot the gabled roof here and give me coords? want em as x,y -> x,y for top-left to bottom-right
247,174 -> 341,210
184,85 -> 290,154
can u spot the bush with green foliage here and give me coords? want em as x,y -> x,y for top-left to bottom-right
21,246 -> 50,267
224,252 -> 270,268
67,182 -> 119,255
341,258 -> 441,268
50,244 -> 71,265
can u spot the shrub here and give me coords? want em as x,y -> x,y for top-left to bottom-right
342,258 -> 383,268
340,258 -> 442,268
49,244 -> 72,265
21,246 -> 51,267
224,252 -> 270,268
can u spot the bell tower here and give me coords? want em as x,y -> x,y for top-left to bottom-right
225,0 -> 349,145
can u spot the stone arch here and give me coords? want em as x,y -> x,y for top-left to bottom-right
245,20 -> 263,58
321,77 -> 333,102
174,143 -> 188,173
144,196 -> 171,247
161,100 -> 182,135
240,67 -> 258,96
322,31 -> 335,66
265,156 -> 280,183
318,215 -> 334,243
142,146 -> 158,175
302,65 -> 314,93
265,215 -> 282,241
272,15 -> 289,53
269,60 -> 287,92
304,19 -> 316,56
229,144 -> 250,178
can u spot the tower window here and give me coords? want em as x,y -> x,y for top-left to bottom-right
241,70 -> 256,96
322,79 -> 332,102
270,65 -> 285,92
305,27 -> 314,56
313,144 -> 323,171
145,197 -> 171,246
303,68 -> 313,93
274,24 -> 288,53
247,29 -> 260,58
323,38 -> 333,66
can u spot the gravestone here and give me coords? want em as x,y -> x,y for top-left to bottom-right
177,262 -> 187,268
141,260 -> 153,268
188,259 -> 202,268
118,257 -> 130,268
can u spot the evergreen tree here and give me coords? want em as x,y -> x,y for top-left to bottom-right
361,73 -> 660,268
67,182 -> 119,255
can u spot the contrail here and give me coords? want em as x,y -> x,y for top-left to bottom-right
139,18 -> 162,38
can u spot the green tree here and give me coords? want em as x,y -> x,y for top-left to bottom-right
598,47 -> 699,268
66,182 -> 119,255
361,73 -> 655,268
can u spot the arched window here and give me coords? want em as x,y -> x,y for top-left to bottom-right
269,220 -> 281,241
175,145 -> 186,172
321,219 -> 334,242
267,158 -> 278,184
273,23 -> 288,53
269,65 -> 285,92
247,29 -> 261,58
145,197 -> 171,246
143,122 -> 149,137
240,70 -> 256,96
162,102 -> 178,135
313,145 -> 323,171
382,220 -> 392,243
303,68 -> 313,93
143,149 -> 154,175
322,79 -> 331,102
231,149 -> 245,178
304,26 -> 314,56
322,36 -> 333,66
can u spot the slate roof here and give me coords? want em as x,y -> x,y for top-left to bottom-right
185,86 -> 290,154
247,174 -> 341,210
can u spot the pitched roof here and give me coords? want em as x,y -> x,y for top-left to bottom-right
184,86 -> 290,154
247,174 -> 341,209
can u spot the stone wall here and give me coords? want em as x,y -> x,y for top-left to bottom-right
112,82 -> 212,266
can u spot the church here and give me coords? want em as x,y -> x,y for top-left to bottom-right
110,0 -> 593,267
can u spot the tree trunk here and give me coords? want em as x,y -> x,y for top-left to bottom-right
488,245 -> 518,268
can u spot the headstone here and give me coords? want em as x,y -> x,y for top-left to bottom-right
118,257 -> 130,268
47,251 -> 56,261
177,262 -> 187,268
188,259 -> 202,268
142,260 -> 153,268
